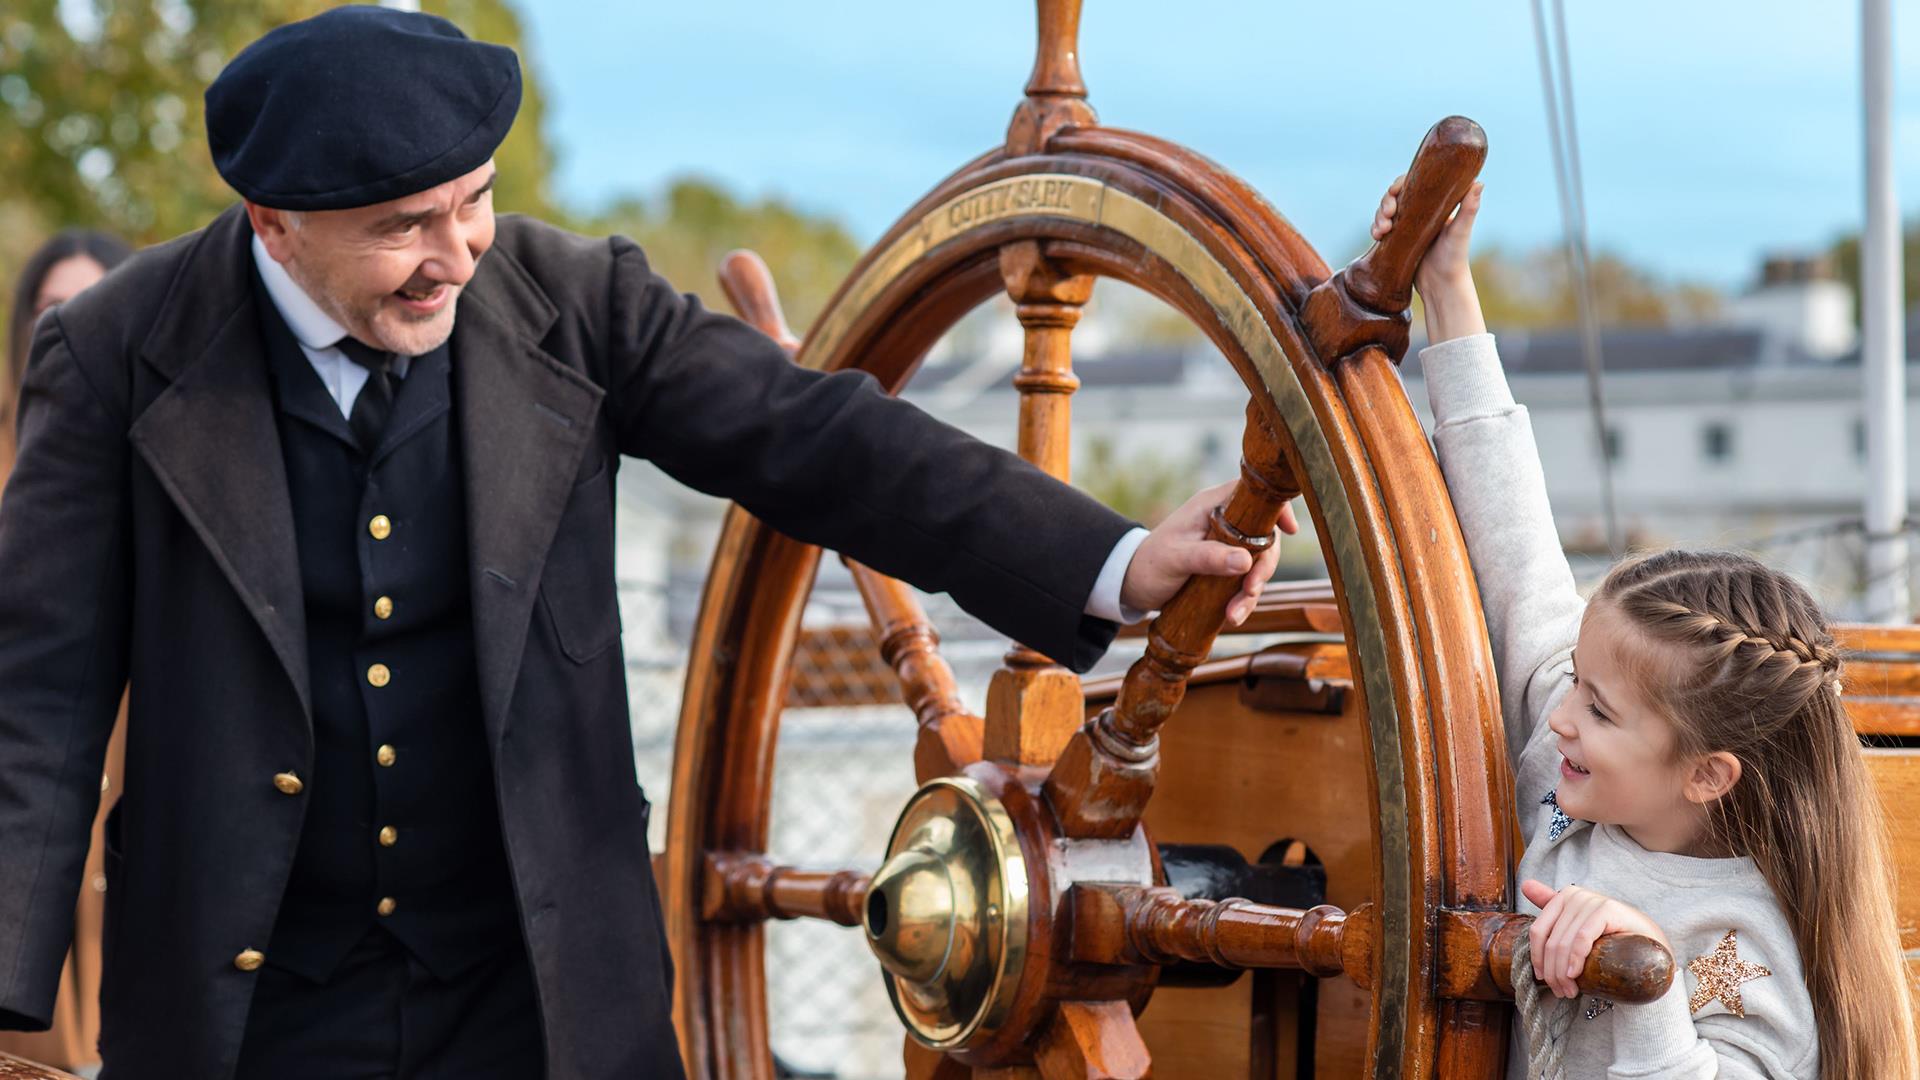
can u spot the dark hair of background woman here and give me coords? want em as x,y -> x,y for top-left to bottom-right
6,229 -> 134,403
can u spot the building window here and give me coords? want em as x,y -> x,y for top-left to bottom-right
1854,418 -> 1867,460
1602,426 -> 1622,463
1702,423 -> 1732,462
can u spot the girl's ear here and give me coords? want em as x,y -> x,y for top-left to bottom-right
1683,751 -> 1742,805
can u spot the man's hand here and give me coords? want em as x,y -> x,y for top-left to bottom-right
1520,879 -> 1671,999
1119,482 -> 1298,625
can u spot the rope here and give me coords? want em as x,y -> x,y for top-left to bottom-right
1511,933 -> 1575,1080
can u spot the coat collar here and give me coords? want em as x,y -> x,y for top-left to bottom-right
451,242 -> 603,741
129,207 -> 313,717
129,207 -> 603,739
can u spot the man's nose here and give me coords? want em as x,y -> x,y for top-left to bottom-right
423,218 -> 479,286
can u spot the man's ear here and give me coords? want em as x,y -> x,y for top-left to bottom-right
245,202 -> 297,263
1683,751 -> 1742,805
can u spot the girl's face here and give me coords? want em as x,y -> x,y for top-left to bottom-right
1546,600 -> 1711,853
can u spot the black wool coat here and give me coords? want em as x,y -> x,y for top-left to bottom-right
0,207 -> 1133,1078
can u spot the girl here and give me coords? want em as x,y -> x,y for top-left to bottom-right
1376,178 -> 1916,1078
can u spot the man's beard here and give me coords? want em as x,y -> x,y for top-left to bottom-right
296,264 -> 457,357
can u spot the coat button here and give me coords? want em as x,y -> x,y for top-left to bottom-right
272,772 -> 304,796
234,949 -> 265,972
378,826 -> 398,847
367,663 -> 391,688
368,515 -> 392,540
377,897 -> 397,917
377,744 -> 397,767
373,595 -> 394,620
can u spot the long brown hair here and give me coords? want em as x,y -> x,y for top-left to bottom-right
1595,549 -> 1915,1078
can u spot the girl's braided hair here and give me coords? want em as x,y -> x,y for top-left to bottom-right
1594,549 -> 1912,1079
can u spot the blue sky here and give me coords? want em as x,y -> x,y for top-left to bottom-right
517,1 -> 1920,290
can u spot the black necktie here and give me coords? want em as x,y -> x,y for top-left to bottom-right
335,337 -> 398,453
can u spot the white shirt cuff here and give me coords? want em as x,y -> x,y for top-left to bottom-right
1084,527 -> 1152,624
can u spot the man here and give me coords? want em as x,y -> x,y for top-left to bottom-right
0,7 -> 1287,1079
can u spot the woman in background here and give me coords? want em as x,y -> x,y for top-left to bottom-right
3,231 -> 132,483
0,229 -> 131,1076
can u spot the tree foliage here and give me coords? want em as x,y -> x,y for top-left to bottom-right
1463,244 -> 1721,329
588,180 -> 863,335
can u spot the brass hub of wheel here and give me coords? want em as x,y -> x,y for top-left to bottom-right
864,775 -> 1030,1049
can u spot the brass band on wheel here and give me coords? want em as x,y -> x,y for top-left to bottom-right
800,169 -> 1415,1068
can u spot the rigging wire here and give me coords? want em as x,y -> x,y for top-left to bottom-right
1529,0 -> 1622,557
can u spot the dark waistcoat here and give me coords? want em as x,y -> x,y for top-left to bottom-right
255,284 -> 518,984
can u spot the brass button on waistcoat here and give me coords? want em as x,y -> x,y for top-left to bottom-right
373,595 -> 394,620
377,744 -> 397,767
378,826 -> 398,847
272,772 -> 304,796
234,949 -> 266,972
377,897 -> 397,917
367,663 -> 391,688
368,515 -> 392,540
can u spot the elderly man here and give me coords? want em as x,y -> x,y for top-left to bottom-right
0,7 -> 1287,1079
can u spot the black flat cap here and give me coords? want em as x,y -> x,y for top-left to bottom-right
206,5 -> 521,211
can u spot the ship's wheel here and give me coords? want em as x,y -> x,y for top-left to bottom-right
659,4 -> 1671,1077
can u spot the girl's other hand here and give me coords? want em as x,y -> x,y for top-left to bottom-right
1519,879 -> 1671,1000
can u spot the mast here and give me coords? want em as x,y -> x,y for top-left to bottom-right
1862,0 -> 1908,621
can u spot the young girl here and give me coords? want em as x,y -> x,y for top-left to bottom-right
1376,178 -> 1917,1078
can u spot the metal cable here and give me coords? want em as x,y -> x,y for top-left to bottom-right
1529,0 -> 1622,556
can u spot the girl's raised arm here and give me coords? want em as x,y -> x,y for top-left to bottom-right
1379,181 -> 1588,759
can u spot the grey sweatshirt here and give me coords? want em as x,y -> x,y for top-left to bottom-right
1419,333 -> 1817,1079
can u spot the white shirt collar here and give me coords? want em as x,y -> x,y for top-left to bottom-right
250,233 -> 351,351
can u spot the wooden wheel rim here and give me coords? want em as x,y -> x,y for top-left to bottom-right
666,139 -> 1504,1078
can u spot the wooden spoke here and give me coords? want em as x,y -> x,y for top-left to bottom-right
844,557 -> 984,781
1044,407 -> 1302,838
1000,238 -> 1090,485
1035,1000 -> 1151,1080
716,249 -> 802,353
1062,883 -> 1672,1007
983,240 -> 1096,767
1006,0 -> 1097,154
700,852 -> 868,927
1066,884 -> 1366,981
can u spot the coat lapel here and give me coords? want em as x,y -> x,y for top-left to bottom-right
128,208 -> 311,717
453,248 -> 604,742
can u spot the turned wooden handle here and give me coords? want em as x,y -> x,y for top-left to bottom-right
717,249 -> 801,352
1341,116 -> 1487,314
1072,890 -> 1674,1006
1439,909 -> 1675,1004
701,852 -> 869,927
1027,0 -> 1087,98
1107,410 -> 1297,747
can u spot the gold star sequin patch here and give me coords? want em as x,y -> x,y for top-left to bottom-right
1687,929 -> 1772,1017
